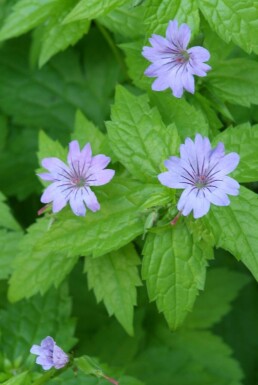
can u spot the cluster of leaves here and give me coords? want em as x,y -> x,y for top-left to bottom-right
0,0 -> 258,384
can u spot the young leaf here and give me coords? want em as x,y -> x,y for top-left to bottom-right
63,0 -> 127,24
144,0 -> 200,37
184,268 -> 250,329
85,243 -> 142,335
204,187 -> 258,281
198,0 -> 258,54
206,59 -> 258,107
106,86 -> 179,182
0,284 -> 76,364
0,0 -> 59,41
213,123 -> 258,183
142,221 -> 209,329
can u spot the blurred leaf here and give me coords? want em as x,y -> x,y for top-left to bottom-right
1,372 -> 29,385
184,268 -> 250,329
198,0 -> 258,54
85,243 -> 142,335
0,284 -> 76,364
63,0 -> 127,24
0,193 -> 21,230
213,122 -> 258,183
106,86 -> 179,182
142,221 -> 209,329
206,59 -> 258,107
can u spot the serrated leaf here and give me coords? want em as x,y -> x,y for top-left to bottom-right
0,284 -> 76,364
198,0 -> 258,54
204,187 -> 258,281
206,59 -> 258,107
0,0 -> 59,41
8,180 -> 160,302
106,86 -> 179,182
0,193 -> 21,231
38,130 -> 67,164
38,0 -> 91,67
75,356 -> 103,378
212,122 -> 258,183
149,93 -> 209,138
144,0 -> 200,37
142,221 -> 209,329
0,230 -> 23,280
184,268 -> 250,329
85,244 -> 141,335
97,2 -> 144,39
63,0 -> 127,24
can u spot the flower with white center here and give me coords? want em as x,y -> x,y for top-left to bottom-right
142,20 -> 211,98
30,336 -> 69,370
158,134 -> 240,219
38,140 -> 115,216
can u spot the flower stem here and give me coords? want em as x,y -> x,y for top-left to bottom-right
170,211 -> 181,226
103,374 -> 119,385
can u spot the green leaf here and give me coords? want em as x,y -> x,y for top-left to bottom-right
38,0 -> 91,67
0,0 -> 59,41
1,372 -> 29,385
142,220 -> 208,329
0,230 -> 23,280
97,2 -> 144,39
149,93 -> 209,138
85,243 -> 141,335
144,0 -> 200,37
0,284 -> 76,363
213,122 -> 258,183
0,193 -> 21,231
38,130 -> 67,165
75,356 -> 103,378
63,0 -> 127,23
198,0 -> 258,54
106,86 -> 179,182
184,268 -> 250,329
206,59 -> 258,107
204,187 -> 258,281
8,180 -> 160,301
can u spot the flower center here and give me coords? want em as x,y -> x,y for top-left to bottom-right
72,177 -> 86,188
195,174 -> 207,189
176,50 -> 190,64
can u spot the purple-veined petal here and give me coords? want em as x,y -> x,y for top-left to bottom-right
166,20 -> 179,43
42,158 -> 69,177
205,188 -> 230,206
216,176 -> 240,196
37,173 -> 55,181
152,76 -> 170,91
40,182 -> 66,204
69,190 -> 86,216
218,153 -> 240,175
52,196 -> 67,213
90,154 -> 111,171
192,194 -> 211,218
83,188 -> 100,212
164,156 -> 181,170
30,345 -> 41,355
188,46 -> 210,62
88,169 -> 115,186
181,70 -> 195,94
178,23 -> 191,49
158,171 -> 185,189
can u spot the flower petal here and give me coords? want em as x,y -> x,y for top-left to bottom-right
88,169 -> 115,186
30,345 -> 41,355
152,76 -> 170,91
83,188 -> 100,212
40,182 -> 65,204
188,46 -> 210,62
218,153 -> 240,175
158,171 -> 185,189
90,154 -> 111,171
41,158 -> 69,177
205,188 -> 230,206
69,190 -> 86,216
52,196 -> 67,213
37,173 -> 55,181
216,176 -> 240,196
193,194 -> 211,219
178,23 -> 191,49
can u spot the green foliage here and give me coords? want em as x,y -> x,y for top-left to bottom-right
198,0 -> 258,54
106,86 -> 179,182
144,0 -> 200,36
213,122 -> 258,183
0,230 -> 23,280
85,243 -> 142,335
1,372 -> 29,385
142,220 -> 209,329
63,0 -> 127,24
205,187 -> 258,281
0,193 -> 21,231
207,59 -> 258,107
0,284 -> 76,363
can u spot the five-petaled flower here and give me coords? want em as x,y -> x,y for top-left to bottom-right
142,20 -> 211,98
38,140 -> 115,216
30,336 -> 69,370
158,134 -> 240,219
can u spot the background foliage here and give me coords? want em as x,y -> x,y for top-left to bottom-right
0,0 -> 258,384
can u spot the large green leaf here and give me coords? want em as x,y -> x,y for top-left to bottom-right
142,220 -> 208,329
0,284 -> 76,364
198,0 -> 258,54
8,179 -> 160,302
63,0 -> 127,23
206,59 -> 258,107
204,187 -> 258,281
0,0 -> 59,41
85,243 -> 141,335
184,268 -> 250,329
0,193 -> 21,231
0,230 -> 23,280
106,86 -> 179,182
144,0 -> 200,36
213,123 -> 258,183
